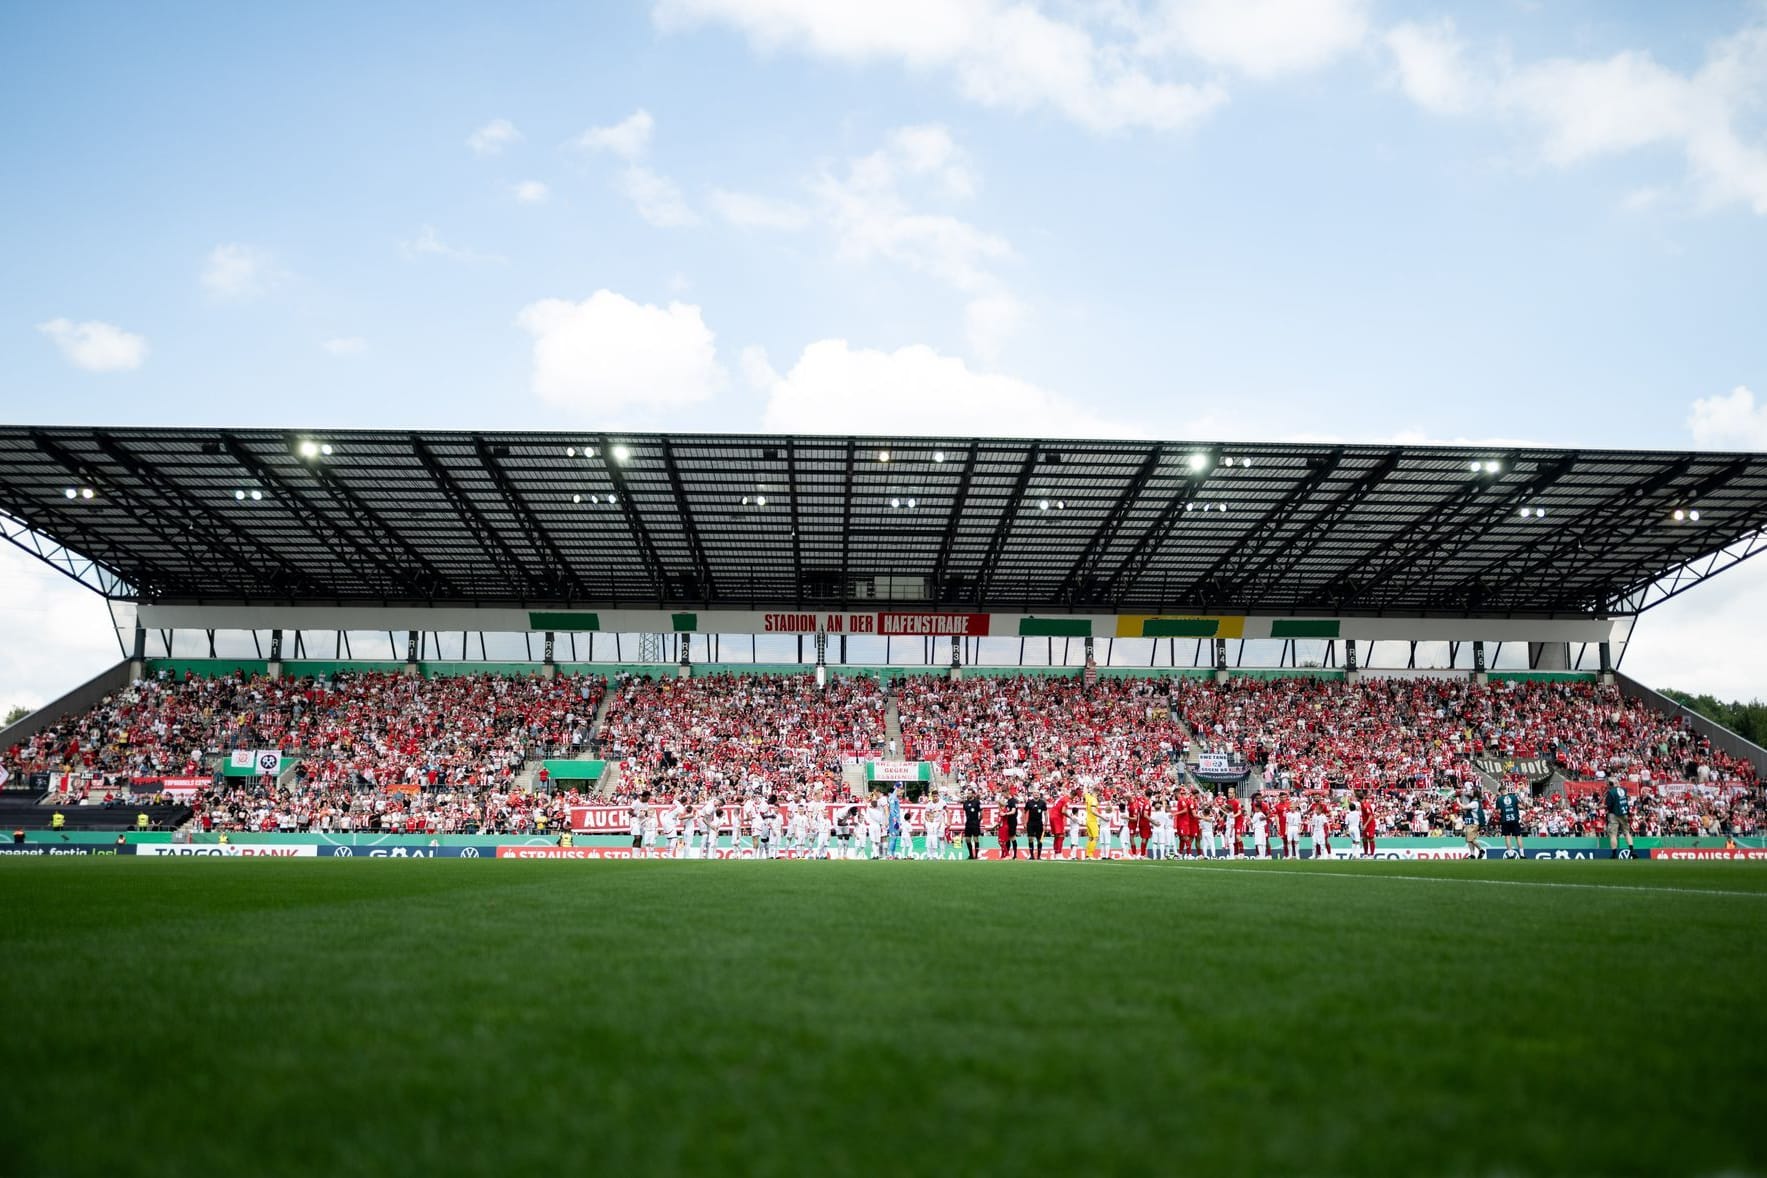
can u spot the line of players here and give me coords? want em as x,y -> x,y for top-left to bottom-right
620,784 -> 1394,860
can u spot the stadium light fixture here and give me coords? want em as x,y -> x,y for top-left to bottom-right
1240,457 -> 1251,468
933,451 -> 945,463
298,440 -> 320,459
741,496 -> 750,506
1673,509 -> 1686,521
1039,498 -> 1050,511
80,488 -> 95,500
906,497 -> 916,509
573,494 -> 583,504
756,496 -> 767,507
250,490 -> 263,501
234,490 -> 246,501
1187,452 -> 1210,473
566,447 -> 576,458
1222,457 -> 1234,468
611,444 -> 630,463
1056,500 -> 1065,510
891,497 -> 901,509
1690,509 -> 1701,521
1484,460 -> 1500,474
878,450 -> 890,463
64,488 -> 77,499
1469,461 -> 1481,473
321,444 -> 333,457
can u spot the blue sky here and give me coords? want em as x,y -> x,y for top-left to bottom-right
2,0 -> 1766,705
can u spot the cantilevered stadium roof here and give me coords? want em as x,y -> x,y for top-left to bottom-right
1,426 -> 1764,618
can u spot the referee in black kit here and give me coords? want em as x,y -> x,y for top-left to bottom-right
1024,789 -> 1047,860
961,788 -> 983,859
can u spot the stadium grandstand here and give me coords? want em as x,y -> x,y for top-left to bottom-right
2,425 -> 1765,855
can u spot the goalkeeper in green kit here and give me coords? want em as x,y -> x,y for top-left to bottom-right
1604,781 -> 1637,859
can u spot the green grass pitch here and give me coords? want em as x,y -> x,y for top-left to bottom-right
3,859 -> 1764,1177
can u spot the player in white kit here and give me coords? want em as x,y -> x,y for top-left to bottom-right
1251,804 -> 1269,859
659,798 -> 681,858
1149,801 -> 1173,860
812,799 -> 833,859
925,796 -> 948,860
1309,802 -> 1330,860
1198,798 -> 1217,860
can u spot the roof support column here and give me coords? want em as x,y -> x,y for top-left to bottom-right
405,630 -> 419,677
1344,638 -> 1359,682
814,628 -> 827,690
268,629 -> 284,681
542,632 -> 557,680
1214,638 -> 1229,684
949,635 -> 962,682
129,623 -> 147,683
1599,641 -> 1614,685
1473,640 -> 1488,683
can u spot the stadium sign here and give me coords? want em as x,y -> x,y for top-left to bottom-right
1650,848 -> 1767,860
139,844 -> 317,857
0,845 -> 123,856
1472,757 -> 1555,780
865,761 -> 933,782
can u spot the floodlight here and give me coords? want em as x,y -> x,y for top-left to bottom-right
756,496 -> 767,507
891,498 -> 901,509
64,488 -> 77,499
933,451 -> 945,463
234,490 -> 246,501
1689,509 -> 1701,521
250,490 -> 263,501
298,440 -> 320,458
612,444 -> 631,463
905,498 -> 915,509
879,450 -> 890,463
1673,509 -> 1686,521
1188,452 -> 1209,472
1039,499 -> 1050,511
80,488 -> 94,500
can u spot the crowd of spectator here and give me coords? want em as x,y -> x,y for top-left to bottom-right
895,675 -> 1185,792
5,669 -> 604,798
597,671 -> 883,802
1179,677 -> 1757,792
189,779 -> 581,835
5,668 -> 1761,841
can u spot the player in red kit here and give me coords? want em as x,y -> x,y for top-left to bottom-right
1175,787 -> 1198,858
1359,793 -> 1379,857
1221,792 -> 1244,859
1048,788 -> 1067,859
1128,793 -> 1149,858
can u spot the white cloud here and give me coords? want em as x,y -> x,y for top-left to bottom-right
756,338 -> 1135,437
511,180 -> 551,204
814,127 -> 1010,294
1384,19 -> 1478,114
1385,14 -> 1767,215
573,109 -> 655,159
516,290 -> 727,417
708,188 -> 810,229
468,118 -> 523,156
1623,556 -> 1767,700
1688,385 -> 1767,449
618,165 -> 699,227
36,318 -> 148,372
200,243 -> 279,299
1150,0 -> 1370,80
401,225 -> 506,264
0,543 -> 122,714
964,294 -> 1026,362
653,0 -> 1227,134
321,336 -> 368,357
